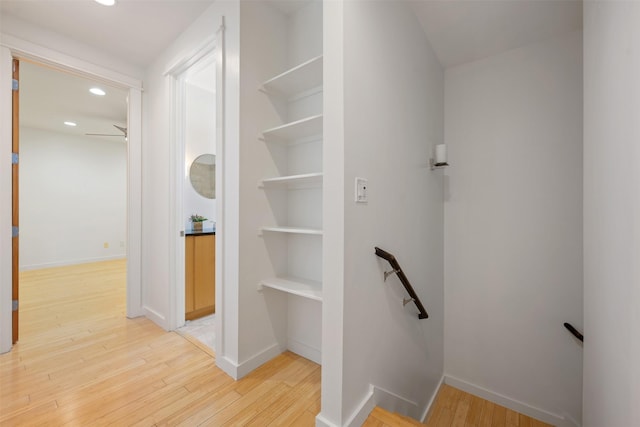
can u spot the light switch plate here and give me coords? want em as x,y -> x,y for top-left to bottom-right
355,177 -> 368,203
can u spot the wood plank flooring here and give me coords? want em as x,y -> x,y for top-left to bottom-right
364,385 -> 554,427
363,406 -> 424,427
424,384 -> 553,427
1,260 -> 320,426
3,259 -> 554,427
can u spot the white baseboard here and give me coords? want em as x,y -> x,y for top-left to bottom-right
420,375 -> 445,422
345,386 -> 375,427
288,339 -> 321,364
19,255 -> 126,271
215,355 -> 240,380
373,385 -> 420,419
143,305 -> 167,330
444,375 -> 581,427
315,413 -> 338,427
343,383 -> 426,427
236,343 -> 284,379
214,344 -> 283,380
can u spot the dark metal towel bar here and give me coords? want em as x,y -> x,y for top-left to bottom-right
374,247 -> 428,319
564,322 -> 584,342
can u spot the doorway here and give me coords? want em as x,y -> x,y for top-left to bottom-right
165,34 -> 222,355
0,44 -> 143,353
174,51 -> 217,352
16,60 -> 129,339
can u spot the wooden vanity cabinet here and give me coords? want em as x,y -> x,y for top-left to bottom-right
185,234 -> 215,320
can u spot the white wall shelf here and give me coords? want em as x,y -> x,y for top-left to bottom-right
262,114 -> 323,143
260,226 -> 323,235
259,276 -> 323,302
257,0 -> 323,366
261,55 -> 323,98
260,172 -> 323,189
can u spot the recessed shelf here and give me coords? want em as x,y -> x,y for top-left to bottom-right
259,276 -> 322,302
261,55 -> 323,98
262,114 -> 323,143
260,226 -> 323,235
260,172 -> 323,189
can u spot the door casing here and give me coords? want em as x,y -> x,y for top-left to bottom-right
11,58 -> 19,344
166,38 -> 218,332
0,40 -> 143,353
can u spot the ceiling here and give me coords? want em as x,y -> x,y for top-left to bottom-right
1,0 -> 583,72
20,60 -> 129,141
409,0 -> 582,68
2,0 -> 582,139
0,0 -> 215,69
2,0 -> 214,142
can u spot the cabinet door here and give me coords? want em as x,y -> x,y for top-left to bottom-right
194,234 -> 215,311
185,236 -> 195,313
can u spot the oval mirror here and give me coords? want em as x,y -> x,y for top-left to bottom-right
189,153 -> 215,199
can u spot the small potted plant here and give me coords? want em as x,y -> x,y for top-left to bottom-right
190,214 -> 207,232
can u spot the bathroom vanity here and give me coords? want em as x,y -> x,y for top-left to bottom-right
185,228 -> 215,320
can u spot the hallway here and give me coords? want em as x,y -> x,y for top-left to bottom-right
0,260 -> 320,425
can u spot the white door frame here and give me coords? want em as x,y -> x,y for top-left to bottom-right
165,36 -> 219,332
0,37 -> 143,353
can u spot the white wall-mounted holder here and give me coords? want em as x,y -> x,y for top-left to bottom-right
430,144 -> 449,170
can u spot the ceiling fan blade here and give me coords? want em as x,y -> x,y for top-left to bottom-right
85,124 -> 127,138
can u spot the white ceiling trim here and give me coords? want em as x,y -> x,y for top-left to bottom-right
1,33 -> 142,90
164,35 -> 218,77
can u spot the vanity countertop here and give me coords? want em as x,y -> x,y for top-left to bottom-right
185,227 -> 216,236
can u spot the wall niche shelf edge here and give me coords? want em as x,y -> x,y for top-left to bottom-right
261,114 -> 323,143
260,172 -> 323,189
260,226 -> 323,235
261,55 -> 323,98
259,276 -> 323,302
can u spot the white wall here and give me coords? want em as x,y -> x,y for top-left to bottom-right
19,128 -> 126,269
338,0 -> 445,422
141,1 -> 241,375
444,31 -> 583,425
583,2 -> 640,426
320,1 -> 345,423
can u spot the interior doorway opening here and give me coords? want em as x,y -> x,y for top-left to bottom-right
16,60 -> 129,341
170,49 -> 218,353
0,43 -> 143,353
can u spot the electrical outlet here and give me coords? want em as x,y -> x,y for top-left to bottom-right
103,242 -> 109,249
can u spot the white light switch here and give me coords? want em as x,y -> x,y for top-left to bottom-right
355,177 -> 368,203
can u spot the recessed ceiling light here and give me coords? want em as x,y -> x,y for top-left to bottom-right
90,87 -> 106,96
94,0 -> 116,6
64,121 -> 77,127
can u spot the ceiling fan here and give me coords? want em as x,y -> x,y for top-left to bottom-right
86,124 -> 127,138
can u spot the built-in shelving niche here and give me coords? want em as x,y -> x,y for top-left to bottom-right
258,0 -> 323,365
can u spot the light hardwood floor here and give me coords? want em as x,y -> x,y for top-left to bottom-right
423,384 -> 553,427
3,260 -> 553,427
1,260 -> 320,426
365,384 -> 553,427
